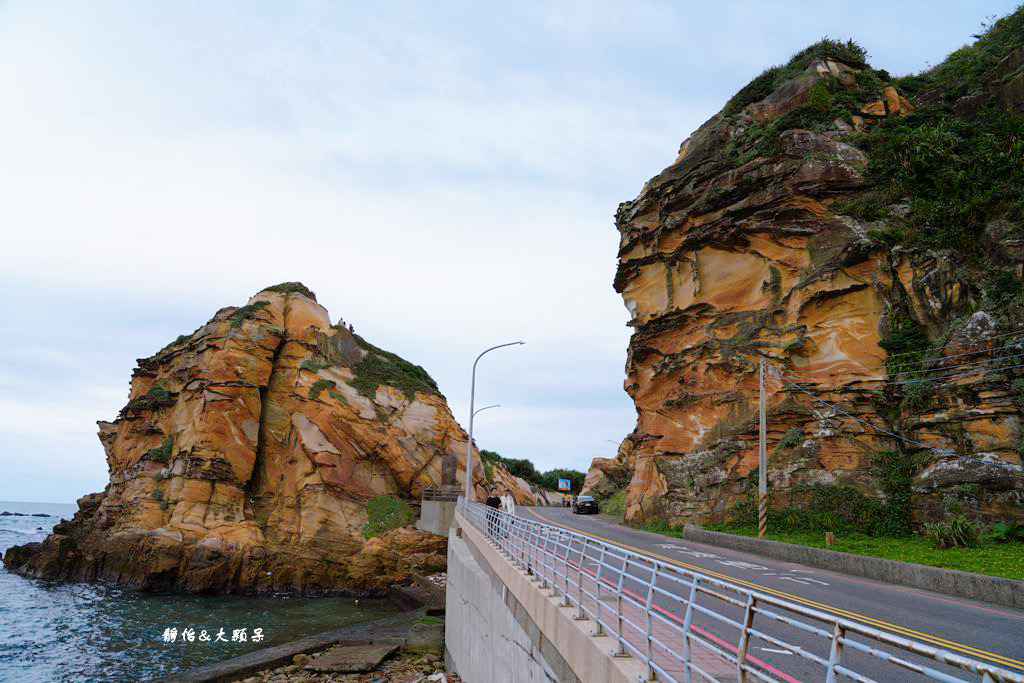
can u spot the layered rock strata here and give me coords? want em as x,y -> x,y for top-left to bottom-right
601,40 -> 1024,526
3,284 -> 542,592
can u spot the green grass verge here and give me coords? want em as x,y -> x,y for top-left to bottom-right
700,526 -> 1024,581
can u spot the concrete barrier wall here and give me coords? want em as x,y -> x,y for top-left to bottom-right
445,511 -> 648,683
417,500 -> 456,535
445,525 -> 572,682
683,525 -> 1024,610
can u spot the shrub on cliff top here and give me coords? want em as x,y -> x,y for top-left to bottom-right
851,6 -> 1024,253
723,38 -> 867,117
363,496 -> 414,539
261,282 -> 317,301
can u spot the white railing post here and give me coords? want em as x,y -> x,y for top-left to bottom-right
736,594 -> 755,682
825,622 -> 845,683
682,576 -> 698,683
577,537 -> 589,620
615,558 -> 628,656
561,532 -> 571,607
645,564 -> 658,680
595,545 -> 607,636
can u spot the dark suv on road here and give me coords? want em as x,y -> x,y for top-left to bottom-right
572,495 -> 599,514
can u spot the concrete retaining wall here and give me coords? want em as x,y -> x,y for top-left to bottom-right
417,500 -> 456,535
446,511 -> 648,683
683,525 -> 1024,610
445,525 -> 572,682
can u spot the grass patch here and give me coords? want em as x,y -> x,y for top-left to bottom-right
695,526 -> 1024,581
600,489 -> 628,522
261,282 -> 317,300
229,300 -> 270,328
362,496 -> 414,539
349,334 -> 439,401
723,456 -> 916,538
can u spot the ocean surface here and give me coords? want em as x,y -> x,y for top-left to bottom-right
0,501 -> 398,682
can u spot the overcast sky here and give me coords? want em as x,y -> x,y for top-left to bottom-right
1,0 -> 1018,503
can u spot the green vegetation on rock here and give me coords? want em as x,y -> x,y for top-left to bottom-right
723,38 -> 868,117
141,437 -> 173,465
349,334 -> 439,401
229,300 -> 270,328
718,450 -> 917,537
261,282 -> 317,301
299,357 -> 330,372
601,489 -> 627,521
308,379 -> 336,400
122,384 -> 175,415
363,496 -> 414,539
775,427 -> 805,449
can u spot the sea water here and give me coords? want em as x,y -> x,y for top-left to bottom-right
0,501 -> 398,682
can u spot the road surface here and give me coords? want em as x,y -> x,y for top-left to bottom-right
521,506 -> 1024,680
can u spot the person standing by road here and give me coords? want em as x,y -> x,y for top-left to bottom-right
485,488 -> 502,537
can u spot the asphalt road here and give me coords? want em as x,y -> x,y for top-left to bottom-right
521,506 -> 1024,681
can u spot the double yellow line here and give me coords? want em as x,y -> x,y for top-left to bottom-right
527,508 -> 1024,673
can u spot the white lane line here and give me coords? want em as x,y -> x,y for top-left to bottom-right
759,647 -> 794,655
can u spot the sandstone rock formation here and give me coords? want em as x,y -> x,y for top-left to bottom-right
598,28 -> 1024,528
4,283 -> 545,593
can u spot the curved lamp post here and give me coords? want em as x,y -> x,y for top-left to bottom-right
465,341 -> 524,501
474,404 -> 500,417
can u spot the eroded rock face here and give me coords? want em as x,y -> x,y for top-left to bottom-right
605,57 -> 1024,527
3,284 -> 533,593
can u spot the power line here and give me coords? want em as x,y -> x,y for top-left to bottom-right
889,360 -> 1024,386
787,349 -> 1024,384
768,366 -> 933,449
784,332 -> 1024,377
879,328 -> 1024,361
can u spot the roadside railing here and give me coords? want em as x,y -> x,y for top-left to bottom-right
457,499 -> 1024,683
420,487 -> 461,502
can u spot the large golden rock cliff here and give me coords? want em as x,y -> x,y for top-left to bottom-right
4,283 -> 545,592
598,25 -> 1024,528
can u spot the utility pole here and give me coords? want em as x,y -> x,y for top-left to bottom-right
759,358 -> 768,538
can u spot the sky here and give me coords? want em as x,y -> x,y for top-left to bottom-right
1,0 -> 1019,503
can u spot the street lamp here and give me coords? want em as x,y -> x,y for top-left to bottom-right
474,404 -> 500,417
465,341 -> 524,501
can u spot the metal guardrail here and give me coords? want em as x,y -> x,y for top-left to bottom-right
457,500 -> 1024,683
421,487 -> 461,502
